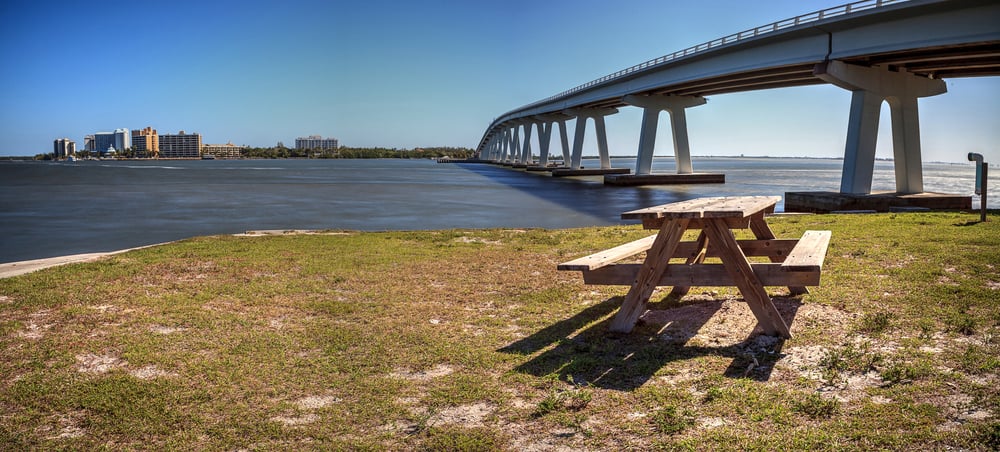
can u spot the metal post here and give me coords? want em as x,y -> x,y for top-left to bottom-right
984,165 -> 990,222
968,153 -> 988,222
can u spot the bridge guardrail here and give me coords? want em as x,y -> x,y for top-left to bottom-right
482,0 -> 911,148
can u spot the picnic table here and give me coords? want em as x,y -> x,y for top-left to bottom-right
558,196 -> 831,338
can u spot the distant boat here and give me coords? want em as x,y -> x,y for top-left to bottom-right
201,154 -> 216,160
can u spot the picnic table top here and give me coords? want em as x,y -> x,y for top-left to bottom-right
621,196 -> 781,221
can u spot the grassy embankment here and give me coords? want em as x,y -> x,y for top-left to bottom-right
1,212 -> 997,450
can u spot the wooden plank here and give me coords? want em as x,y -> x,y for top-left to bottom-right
674,238 -> 798,260
556,238 -> 801,272
608,218 -> 690,333
622,197 -> 725,220
781,230 -> 832,272
642,217 -> 750,231
622,196 -> 780,220
703,220 -> 791,338
557,234 -> 657,271
579,263 -> 821,287
701,196 -> 780,219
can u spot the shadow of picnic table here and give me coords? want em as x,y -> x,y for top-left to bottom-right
498,295 -> 803,391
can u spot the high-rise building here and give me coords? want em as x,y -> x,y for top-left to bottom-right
53,138 -> 76,158
93,132 -> 116,156
158,131 -> 202,158
132,127 -> 159,158
295,135 -> 339,150
114,128 -> 131,152
84,135 -> 95,153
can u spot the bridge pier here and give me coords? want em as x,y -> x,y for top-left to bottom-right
604,94 -> 723,186
535,113 -> 571,167
508,124 -> 521,164
623,94 -> 707,175
565,107 -> 619,170
816,60 -> 946,194
519,121 -> 534,165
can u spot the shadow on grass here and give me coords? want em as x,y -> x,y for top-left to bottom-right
499,295 -> 802,391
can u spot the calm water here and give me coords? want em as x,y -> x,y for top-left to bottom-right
0,157 -> 993,263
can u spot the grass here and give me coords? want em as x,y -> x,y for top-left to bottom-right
1,212 -> 998,450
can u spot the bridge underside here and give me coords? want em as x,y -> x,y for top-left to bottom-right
477,0 -> 1000,197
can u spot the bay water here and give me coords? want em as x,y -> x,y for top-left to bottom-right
0,157 -> 992,264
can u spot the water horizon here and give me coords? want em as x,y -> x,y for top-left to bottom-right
1,157 -> 993,264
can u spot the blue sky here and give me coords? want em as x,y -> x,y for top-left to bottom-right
1,0 -> 997,163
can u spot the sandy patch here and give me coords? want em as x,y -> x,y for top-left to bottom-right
150,325 -> 187,335
643,298 -> 849,349
0,295 -> 12,304
698,417 -> 728,429
295,395 -> 340,410
17,321 -> 52,340
455,236 -> 502,245
427,403 -> 495,427
270,414 -> 318,426
76,353 -> 126,374
129,365 -> 176,380
391,364 -> 455,381
40,411 -> 87,440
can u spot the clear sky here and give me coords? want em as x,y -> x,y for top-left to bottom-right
1,0 -> 997,162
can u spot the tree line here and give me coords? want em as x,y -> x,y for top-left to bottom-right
240,146 -> 474,159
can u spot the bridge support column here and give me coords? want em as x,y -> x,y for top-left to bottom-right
491,134 -> 502,161
624,94 -> 707,175
519,122 -> 533,164
509,125 -> 520,163
815,61 -> 946,194
565,108 -> 619,169
499,128 -> 509,161
557,119 -> 570,164
536,113 -> 570,167
535,121 -> 552,166
503,128 -> 512,161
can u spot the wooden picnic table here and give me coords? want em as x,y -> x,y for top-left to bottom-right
558,196 -> 831,338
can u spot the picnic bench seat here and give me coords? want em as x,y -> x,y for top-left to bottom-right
558,230 -> 832,288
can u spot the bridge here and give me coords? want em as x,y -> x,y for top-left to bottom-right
473,0 -> 1000,208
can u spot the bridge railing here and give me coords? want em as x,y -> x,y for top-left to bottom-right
497,0 -> 910,126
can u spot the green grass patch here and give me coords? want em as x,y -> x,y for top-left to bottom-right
1,213 -> 997,449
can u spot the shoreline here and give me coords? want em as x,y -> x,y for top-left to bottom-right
0,243 -> 170,279
0,230 -> 355,279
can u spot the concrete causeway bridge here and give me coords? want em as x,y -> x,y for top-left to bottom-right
472,0 -> 1000,211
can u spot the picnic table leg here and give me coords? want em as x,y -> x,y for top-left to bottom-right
608,218 -> 690,333
704,220 -> 792,338
669,230 -> 708,297
750,213 -> 808,296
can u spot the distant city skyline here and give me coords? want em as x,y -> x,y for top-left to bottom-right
2,0 -> 997,163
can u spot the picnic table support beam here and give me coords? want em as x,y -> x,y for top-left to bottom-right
609,218 -> 690,333
749,213 -> 808,296
704,220 -> 792,338
669,230 -> 709,297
